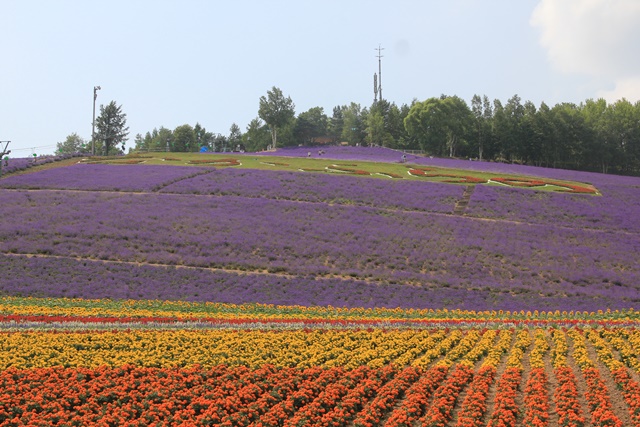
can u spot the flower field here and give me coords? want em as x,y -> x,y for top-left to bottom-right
1,147 -> 640,425
0,299 -> 639,426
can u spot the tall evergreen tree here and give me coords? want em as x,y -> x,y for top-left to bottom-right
95,101 -> 129,156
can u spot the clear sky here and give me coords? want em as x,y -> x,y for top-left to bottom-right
2,0 -> 640,156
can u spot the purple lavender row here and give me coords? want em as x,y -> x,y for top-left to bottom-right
0,163 -> 214,192
0,254 -> 628,312
159,168 -> 463,213
1,190 -> 637,309
264,146 -> 640,233
0,154 -> 82,175
465,183 -> 640,233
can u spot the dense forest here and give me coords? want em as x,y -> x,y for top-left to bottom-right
130,90 -> 640,176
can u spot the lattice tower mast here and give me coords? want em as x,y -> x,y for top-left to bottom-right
375,44 -> 384,102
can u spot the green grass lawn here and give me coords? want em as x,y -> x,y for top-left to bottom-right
78,152 -> 599,194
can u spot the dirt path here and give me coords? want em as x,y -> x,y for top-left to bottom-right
566,330 -> 594,427
543,332 -> 560,427
453,185 -> 475,215
584,332 -> 632,426
481,335 -> 512,426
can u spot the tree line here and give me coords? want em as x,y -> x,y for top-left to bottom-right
58,87 -> 640,176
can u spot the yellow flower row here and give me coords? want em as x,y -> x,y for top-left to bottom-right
529,328 -> 549,369
1,296 -> 638,323
2,327 -> 639,371
550,328 -> 568,368
567,328 -> 594,369
506,329 -> 531,369
411,329 -> 463,368
0,329 -> 446,370
394,330 -> 445,367
481,329 -> 514,368
459,329 -> 498,367
586,329 -> 624,371
437,329 -> 483,368
600,329 -> 640,373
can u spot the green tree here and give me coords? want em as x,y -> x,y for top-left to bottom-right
365,110 -> 389,146
294,107 -> 328,145
340,103 -> 366,145
386,103 -> 412,149
404,96 -> 472,157
194,123 -> 214,151
95,101 -> 129,156
405,97 -> 446,154
581,98 -> 610,173
502,94 -> 525,162
328,106 -> 344,143
471,95 -> 493,160
243,118 -> 271,152
56,133 -> 87,154
606,98 -> 640,174
549,103 -> 586,169
228,123 -> 243,150
172,124 -> 196,152
258,87 -> 295,149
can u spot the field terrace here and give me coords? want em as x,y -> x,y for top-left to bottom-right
2,147 -> 640,426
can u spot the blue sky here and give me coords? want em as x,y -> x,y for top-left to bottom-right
2,0 -> 640,155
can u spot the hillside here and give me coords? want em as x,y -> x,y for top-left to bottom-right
3,147 -> 640,426
1,147 -> 638,311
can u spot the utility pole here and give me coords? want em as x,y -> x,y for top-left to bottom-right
375,44 -> 384,102
0,141 -> 11,177
92,85 -> 101,156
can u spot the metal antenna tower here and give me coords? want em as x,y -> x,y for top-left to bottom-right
375,44 -> 384,102
373,73 -> 378,103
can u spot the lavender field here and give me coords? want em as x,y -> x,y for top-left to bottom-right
1,148 -> 639,311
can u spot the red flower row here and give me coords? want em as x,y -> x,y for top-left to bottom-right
408,168 -> 486,184
583,367 -> 622,427
352,366 -> 421,427
486,367 -> 522,427
408,167 -> 597,193
455,366 -> 496,427
553,367 -> 585,427
421,364 -> 475,427
383,365 -> 449,427
611,368 -> 640,427
523,368 -> 549,426
293,365 -> 395,427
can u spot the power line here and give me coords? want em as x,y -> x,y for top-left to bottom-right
9,145 -> 57,152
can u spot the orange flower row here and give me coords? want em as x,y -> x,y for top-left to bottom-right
455,366 -> 496,427
282,365 -> 386,427
583,367 -> 622,427
611,368 -> 640,426
553,367 -> 585,427
523,368 -> 549,426
420,364 -> 475,427
383,365 -> 449,427
486,367 -> 522,427
352,366 -> 421,427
